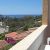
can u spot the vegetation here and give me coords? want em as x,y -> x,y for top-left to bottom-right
0,15 -> 42,50
3,40 -> 20,50
0,33 -> 5,40
23,24 -> 28,31
0,32 -> 9,40
3,44 -> 13,50
0,15 -> 42,32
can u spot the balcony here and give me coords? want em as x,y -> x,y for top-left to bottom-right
9,25 -> 47,50
9,0 -> 49,50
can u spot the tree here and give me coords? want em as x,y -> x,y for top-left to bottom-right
23,25 -> 28,31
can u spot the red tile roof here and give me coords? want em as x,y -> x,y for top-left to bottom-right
5,32 -> 18,38
5,30 -> 33,41
5,32 -> 21,40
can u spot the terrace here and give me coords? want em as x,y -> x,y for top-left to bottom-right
8,0 -> 50,50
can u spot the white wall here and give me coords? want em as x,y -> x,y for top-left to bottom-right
27,29 -> 44,50
9,25 -> 47,50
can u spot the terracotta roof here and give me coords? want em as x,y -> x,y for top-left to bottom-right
5,32 -> 21,40
5,32 -> 18,38
5,30 -> 33,40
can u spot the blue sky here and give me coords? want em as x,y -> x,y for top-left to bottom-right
0,0 -> 42,15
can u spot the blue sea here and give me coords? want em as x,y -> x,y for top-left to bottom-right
2,15 -> 41,18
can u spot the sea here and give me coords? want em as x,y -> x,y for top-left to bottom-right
0,15 -> 42,18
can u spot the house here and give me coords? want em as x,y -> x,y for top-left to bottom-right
5,32 -> 25,44
5,29 -> 34,45
0,22 -> 9,34
5,32 -> 18,44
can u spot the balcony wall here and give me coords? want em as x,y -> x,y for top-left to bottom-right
9,25 -> 47,50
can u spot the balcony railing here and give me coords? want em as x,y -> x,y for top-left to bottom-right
9,25 -> 47,50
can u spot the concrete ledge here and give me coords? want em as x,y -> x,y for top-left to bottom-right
9,25 -> 47,50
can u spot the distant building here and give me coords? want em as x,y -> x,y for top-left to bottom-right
5,31 -> 31,44
0,22 -> 3,26
5,26 -> 9,32
0,22 -> 9,33
5,32 -> 19,44
5,27 -> 37,44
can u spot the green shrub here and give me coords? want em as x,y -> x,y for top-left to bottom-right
23,25 -> 28,31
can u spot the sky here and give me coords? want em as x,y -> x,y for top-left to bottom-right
0,0 -> 42,15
